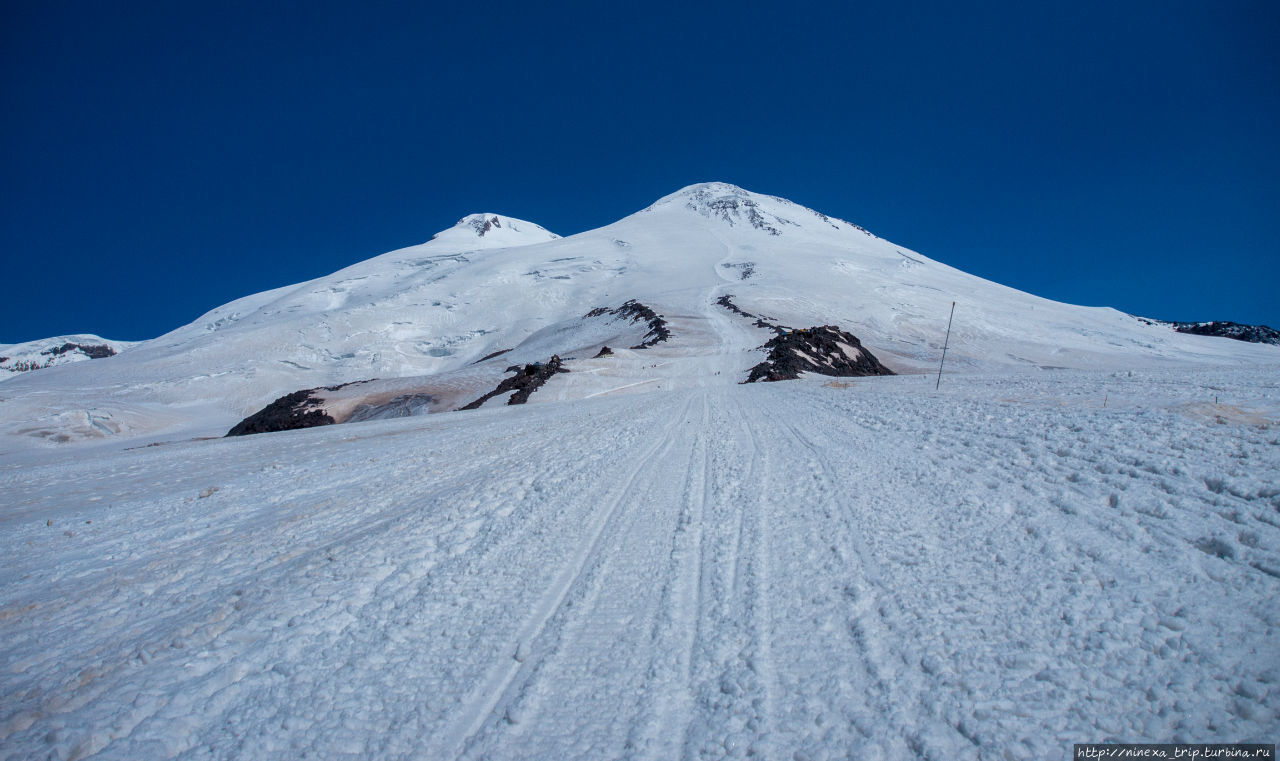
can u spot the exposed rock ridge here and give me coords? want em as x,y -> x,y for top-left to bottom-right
44,342 -> 117,359
744,326 -> 896,383
716,293 -> 894,382
716,294 -> 788,335
1134,316 -> 1280,346
226,390 -> 336,437
460,355 -> 569,410
470,215 -> 502,236
683,186 -> 782,235
584,300 -> 672,349
2,342 -> 119,375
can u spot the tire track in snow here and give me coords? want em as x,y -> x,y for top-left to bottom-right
753,391 -> 969,758
626,392 -> 711,760
444,393 -> 700,759
736,391 -> 776,761
777,406 -> 930,753
126,411 -> 650,760
679,393 -> 771,760
488,397 -> 709,758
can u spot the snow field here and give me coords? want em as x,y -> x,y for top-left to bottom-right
1,367 -> 1277,760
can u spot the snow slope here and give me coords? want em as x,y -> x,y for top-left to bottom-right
1,369 -> 1277,760
1,183 -> 1275,450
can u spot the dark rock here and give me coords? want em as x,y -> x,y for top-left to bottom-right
460,355 -> 570,410
685,189 -> 782,235
469,215 -> 502,236
593,346 -> 614,358
584,300 -> 672,348
226,390 -> 335,437
715,294 -> 787,334
1135,316 -> 1280,346
473,348 -> 513,364
1173,321 -> 1280,346
323,379 -> 374,392
4,359 -> 47,373
614,300 -> 671,348
744,326 -> 895,383
40,342 -> 117,359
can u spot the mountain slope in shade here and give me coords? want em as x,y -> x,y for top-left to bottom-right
0,182 -> 1275,449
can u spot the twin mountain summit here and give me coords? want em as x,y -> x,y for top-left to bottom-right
1,182 -> 1275,446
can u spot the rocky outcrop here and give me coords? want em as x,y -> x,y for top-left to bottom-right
43,343 -> 117,360
226,390 -> 335,437
682,186 -> 782,235
716,293 -> 892,383
585,300 -> 671,349
744,326 -> 895,383
460,356 -> 569,410
1173,321 -> 1279,346
473,348 -> 513,364
1136,317 -> 1280,346
715,294 -> 786,334
3,342 -> 120,375
469,215 -> 502,236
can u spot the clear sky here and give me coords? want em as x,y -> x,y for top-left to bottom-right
3,0 -> 1277,343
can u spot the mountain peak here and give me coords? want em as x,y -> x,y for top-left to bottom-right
644,182 -> 857,237
427,213 -> 560,249
650,181 -> 754,206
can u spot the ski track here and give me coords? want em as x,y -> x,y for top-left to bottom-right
449,393 -> 700,759
2,370 -> 1279,759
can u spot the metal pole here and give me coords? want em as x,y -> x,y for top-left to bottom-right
936,301 -> 955,390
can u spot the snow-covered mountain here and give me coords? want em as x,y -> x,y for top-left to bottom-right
0,335 -> 136,379
3,185 -> 1278,759
1,182 -> 1275,448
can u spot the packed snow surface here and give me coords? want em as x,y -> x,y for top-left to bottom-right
2,368 -> 1278,760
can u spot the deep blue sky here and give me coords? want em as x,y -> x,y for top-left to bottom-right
3,0 -> 1277,343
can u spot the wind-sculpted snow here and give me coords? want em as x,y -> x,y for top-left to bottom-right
1,369 -> 1277,760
